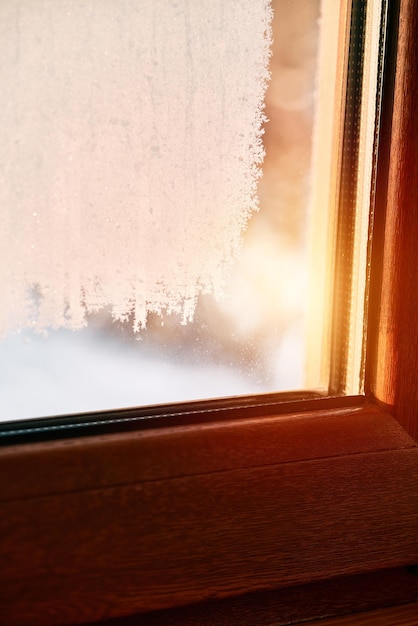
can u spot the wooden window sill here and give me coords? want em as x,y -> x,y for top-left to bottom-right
303,601 -> 418,625
1,397 -> 418,624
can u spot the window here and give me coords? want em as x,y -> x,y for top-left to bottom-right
0,0 -> 417,624
1,0 -> 332,421
0,0 -> 360,420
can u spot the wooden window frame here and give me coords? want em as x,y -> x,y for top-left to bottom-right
1,0 -> 417,623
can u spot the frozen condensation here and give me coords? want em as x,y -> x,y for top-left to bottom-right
0,0 -> 272,333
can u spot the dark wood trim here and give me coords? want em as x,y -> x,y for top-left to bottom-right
367,0 -> 418,440
1,404 -> 418,624
0,399 -> 411,501
302,602 -> 418,626
90,570 -> 418,625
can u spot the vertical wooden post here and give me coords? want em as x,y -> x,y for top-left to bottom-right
368,0 -> 418,439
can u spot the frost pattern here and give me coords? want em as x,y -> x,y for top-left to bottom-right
0,0 -> 272,333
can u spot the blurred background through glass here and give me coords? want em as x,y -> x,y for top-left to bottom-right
0,0 -> 323,421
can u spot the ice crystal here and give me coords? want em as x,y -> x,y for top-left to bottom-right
0,0 -> 272,333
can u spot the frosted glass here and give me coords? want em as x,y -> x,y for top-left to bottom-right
0,0 -> 327,421
0,0 -> 272,333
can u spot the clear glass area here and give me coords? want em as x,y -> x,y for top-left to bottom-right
1,0 -> 328,421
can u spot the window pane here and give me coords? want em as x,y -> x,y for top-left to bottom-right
0,0 -> 368,422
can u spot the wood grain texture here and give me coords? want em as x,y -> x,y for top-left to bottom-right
1,438 -> 418,625
0,402 -> 414,501
85,569 -> 418,625
368,0 -> 418,440
302,601 -> 418,625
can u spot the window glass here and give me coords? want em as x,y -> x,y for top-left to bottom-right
0,0 -> 355,422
